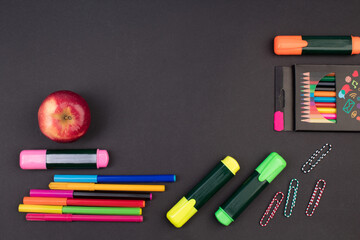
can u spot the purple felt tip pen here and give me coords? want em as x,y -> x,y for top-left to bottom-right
20,149 -> 109,170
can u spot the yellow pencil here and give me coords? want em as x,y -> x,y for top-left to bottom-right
49,182 -> 165,192
317,107 -> 337,114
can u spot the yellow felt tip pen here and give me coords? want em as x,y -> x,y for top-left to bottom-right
49,182 -> 165,192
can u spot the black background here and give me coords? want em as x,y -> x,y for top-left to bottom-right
0,1 -> 359,239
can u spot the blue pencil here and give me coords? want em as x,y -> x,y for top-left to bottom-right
54,175 -> 176,183
314,97 -> 336,103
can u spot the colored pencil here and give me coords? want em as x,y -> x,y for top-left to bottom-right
317,81 -> 335,87
320,113 -> 336,119
314,91 -> 336,97
301,119 -> 336,123
315,87 -> 336,91
23,197 -> 145,208
314,97 -> 336,103
325,73 -> 335,77
317,107 -> 336,114
301,112 -> 324,119
305,92 -> 336,97
49,182 -> 165,192
315,102 -> 336,108
26,213 -> 143,222
320,76 -> 335,81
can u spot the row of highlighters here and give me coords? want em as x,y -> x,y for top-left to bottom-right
19,146 -> 330,227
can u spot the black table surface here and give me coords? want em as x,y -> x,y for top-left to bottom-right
0,1 -> 358,239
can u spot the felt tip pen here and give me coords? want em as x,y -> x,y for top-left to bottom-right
49,182 -> 165,192
23,197 -> 145,208
54,174 -> 176,183
30,189 -> 153,200
274,35 -> 360,55
18,204 -> 142,215
20,149 -> 109,170
26,213 -> 143,222
215,152 -> 286,226
167,156 -> 240,228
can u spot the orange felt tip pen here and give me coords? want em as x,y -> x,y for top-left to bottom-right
274,35 -> 360,55
49,182 -> 165,192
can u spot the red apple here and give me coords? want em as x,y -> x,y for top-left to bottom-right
38,90 -> 91,142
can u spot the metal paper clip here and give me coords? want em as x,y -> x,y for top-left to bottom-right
260,192 -> 284,227
301,143 -> 332,174
305,179 -> 326,217
284,178 -> 299,217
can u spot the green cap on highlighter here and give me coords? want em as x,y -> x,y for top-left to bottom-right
166,156 -> 240,228
215,152 -> 286,226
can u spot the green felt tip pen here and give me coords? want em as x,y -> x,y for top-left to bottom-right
166,156 -> 240,228
215,152 -> 286,226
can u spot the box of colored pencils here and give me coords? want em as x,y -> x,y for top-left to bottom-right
275,65 -> 360,131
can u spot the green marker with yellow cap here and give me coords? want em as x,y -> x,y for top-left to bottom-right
215,152 -> 286,226
166,156 -> 240,228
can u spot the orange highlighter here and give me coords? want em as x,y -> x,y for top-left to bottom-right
274,35 -> 360,55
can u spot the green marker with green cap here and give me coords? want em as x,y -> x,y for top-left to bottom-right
215,152 -> 286,226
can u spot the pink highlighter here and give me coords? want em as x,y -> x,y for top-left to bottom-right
20,149 -> 109,170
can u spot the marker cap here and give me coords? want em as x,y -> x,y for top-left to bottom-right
19,150 -> 47,169
166,197 -> 197,228
96,149 -> 109,168
30,189 -> 74,198
54,175 -> 98,183
221,156 -> 240,175
214,207 -> 234,226
23,197 -> 67,206
255,152 -> 287,183
352,36 -> 360,55
18,204 -> 63,214
49,182 -> 96,191
26,213 -> 73,222
274,35 -> 307,55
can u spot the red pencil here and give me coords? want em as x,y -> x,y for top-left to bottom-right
315,102 -> 336,108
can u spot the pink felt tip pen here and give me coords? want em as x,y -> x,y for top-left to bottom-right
26,213 -> 143,222
20,149 -> 109,170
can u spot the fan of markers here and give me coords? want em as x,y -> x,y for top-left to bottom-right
18,174 -> 175,222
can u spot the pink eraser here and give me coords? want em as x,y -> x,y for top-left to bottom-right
274,111 -> 284,131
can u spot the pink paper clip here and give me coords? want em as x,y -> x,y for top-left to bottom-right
305,179 -> 326,217
260,192 -> 285,227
